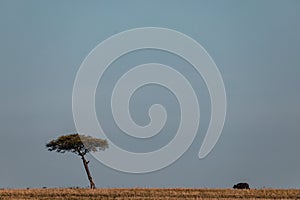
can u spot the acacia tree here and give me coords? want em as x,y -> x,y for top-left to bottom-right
46,133 -> 108,189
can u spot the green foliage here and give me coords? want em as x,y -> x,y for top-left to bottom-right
46,133 -> 108,156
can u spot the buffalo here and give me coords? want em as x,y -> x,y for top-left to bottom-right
233,182 -> 250,189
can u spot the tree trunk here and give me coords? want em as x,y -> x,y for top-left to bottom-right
81,156 -> 96,189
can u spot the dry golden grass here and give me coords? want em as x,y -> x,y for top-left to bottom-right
1,188 -> 300,200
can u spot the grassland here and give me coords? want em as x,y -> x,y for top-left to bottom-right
1,188 -> 300,200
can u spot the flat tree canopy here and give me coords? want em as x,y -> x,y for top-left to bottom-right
46,133 -> 108,156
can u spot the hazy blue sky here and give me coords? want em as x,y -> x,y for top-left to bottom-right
1,0 -> 300,188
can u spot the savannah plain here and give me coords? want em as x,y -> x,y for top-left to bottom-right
1,188 -> 300,200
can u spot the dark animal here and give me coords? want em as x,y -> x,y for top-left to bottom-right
233,182 -> 250,189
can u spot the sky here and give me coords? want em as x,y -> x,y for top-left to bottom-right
0,0 -> 300,189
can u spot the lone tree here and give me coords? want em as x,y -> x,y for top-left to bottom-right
46,133 -> 108,189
